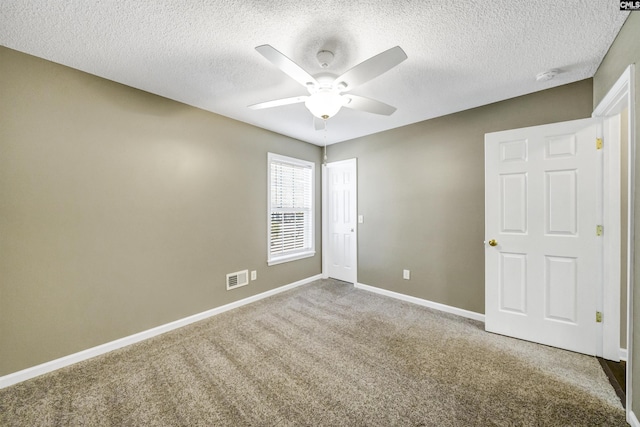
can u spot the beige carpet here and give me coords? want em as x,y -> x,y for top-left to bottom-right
0,279 -> 627,426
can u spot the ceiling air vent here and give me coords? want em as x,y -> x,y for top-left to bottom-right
226,270 -> 249,290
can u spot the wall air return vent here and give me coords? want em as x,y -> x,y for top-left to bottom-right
226,270 -> 249,290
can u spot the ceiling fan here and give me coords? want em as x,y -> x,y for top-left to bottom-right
248,44 -> 407,126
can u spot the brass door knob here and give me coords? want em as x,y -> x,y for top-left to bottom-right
488,239 -> 498,247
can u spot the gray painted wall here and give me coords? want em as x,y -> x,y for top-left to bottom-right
0,47 -> 322,376
593,12 -> 640,419
327,79 -> 594,314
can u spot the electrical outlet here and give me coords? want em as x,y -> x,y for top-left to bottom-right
403,269 -> 410,280
358,215 -> 364,224
251,270 -> 257,281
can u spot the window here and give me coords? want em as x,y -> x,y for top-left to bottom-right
267,153 -> 315,265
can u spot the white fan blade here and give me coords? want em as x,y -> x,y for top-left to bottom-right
255,45 -> 319,88
248,96 -> 308,110
314,117 -> 326,131
343,95 -> 397,115
336,46 -> 407,91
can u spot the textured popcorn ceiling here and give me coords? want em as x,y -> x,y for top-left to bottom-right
0,1 -> 629,145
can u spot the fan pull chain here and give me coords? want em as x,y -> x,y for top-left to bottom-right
323,119 -> 328,165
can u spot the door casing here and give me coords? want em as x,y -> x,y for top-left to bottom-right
593,64 -> 635,421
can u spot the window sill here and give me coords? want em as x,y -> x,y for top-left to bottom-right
268,251 -> 315,266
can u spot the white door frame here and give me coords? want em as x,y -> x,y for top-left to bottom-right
322,158 -> 358,283
593,64 -> 635,421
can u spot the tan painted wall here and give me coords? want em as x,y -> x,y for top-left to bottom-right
327,79 -> 594,314
593,12 -> 640,418
0,47 -> 322,376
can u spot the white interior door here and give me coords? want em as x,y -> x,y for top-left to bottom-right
485,118 -> 601,355
325,159 -> 357,283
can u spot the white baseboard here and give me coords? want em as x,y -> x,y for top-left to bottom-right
629,410 -> 640,427
355,282 -> 485,323
0,274 -> 322,389
620,348 -> 628,362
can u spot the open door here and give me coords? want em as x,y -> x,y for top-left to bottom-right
485,118 -> 602,355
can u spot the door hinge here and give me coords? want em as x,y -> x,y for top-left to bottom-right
596,311 -> 603,323
596,225 -> 604,236
596,138 -> 603,150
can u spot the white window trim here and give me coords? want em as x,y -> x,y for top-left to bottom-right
267,153 -> 315,266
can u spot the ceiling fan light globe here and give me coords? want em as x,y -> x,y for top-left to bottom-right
305,91 -> 343,119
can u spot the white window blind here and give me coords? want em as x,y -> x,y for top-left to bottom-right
268,153 -> 315,265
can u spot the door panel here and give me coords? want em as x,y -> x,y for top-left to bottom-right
544,255 -> 577,322
501,173 -> 527,233
546,170 -> 577,234
499,252 -> 527,314
485,118 -> 601,355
